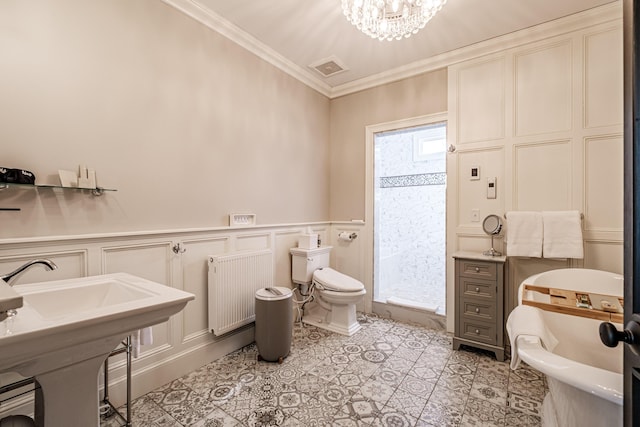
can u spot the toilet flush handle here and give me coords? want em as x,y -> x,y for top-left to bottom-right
307,257 -> 313,262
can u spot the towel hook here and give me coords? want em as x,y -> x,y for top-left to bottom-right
172,243 -> 186,254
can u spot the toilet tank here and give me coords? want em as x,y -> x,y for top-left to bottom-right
290,246 -> 332,284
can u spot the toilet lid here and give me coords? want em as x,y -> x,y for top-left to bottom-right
313,268 -> 364,292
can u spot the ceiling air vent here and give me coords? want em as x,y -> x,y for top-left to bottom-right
309,56 -> 348,78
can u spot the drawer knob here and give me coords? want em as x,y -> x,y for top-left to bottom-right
475,308 -> 480,313
475,287 -> 480,292
475,329 -> 480,334
475,267 -> 480,272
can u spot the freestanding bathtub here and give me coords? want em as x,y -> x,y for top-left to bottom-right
507,268 -> 623,427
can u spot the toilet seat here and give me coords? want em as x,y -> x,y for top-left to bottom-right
313,268 -> 364,292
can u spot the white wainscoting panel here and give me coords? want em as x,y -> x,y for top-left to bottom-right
235,232 -> 271,252
584,135 -> 623,233
584,240 -> 623,274
102,243 -> 173,284
457,57 -> 506,144
274,230 -> 303,287
584,26 -> 623,129
515,42 -> 572,136
513,140 -> 572,211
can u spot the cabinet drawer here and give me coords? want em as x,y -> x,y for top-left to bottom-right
461,299 -> 496,321
460,320 -> 497,345
459,260 -> 496,280
461,278 -> 496,299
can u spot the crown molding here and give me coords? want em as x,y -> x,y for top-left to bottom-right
161,0 -> 332,97
162,0 -> 621,99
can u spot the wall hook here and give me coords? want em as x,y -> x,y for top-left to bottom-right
172,243 -> 186,254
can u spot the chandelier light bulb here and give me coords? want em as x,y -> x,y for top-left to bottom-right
342,0 -> 447,41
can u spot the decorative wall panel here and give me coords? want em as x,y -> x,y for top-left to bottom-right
235,233 -> 271,252
457,58 -> 505,143
514,141 -> 571,211
584,27 -> 623,128
515,42 -> 572,136
584,135 -> 623,232
274,230 -> 302,287
584,241 -> 623,273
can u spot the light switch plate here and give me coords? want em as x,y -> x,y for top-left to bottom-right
487,177 -> 497,199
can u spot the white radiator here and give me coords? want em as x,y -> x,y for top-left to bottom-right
207,249 -> 273,336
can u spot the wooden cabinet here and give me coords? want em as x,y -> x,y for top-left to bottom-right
453,252 -> 506,361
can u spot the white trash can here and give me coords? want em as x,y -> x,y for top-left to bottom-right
255,287 -> 293,363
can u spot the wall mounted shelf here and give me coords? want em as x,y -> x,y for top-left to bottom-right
0,182 -> 117,197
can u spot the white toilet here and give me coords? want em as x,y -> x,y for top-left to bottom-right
290,246 -> 366,336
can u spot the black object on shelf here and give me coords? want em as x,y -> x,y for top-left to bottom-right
0,167 -> 35,185
0,208 -> 21,211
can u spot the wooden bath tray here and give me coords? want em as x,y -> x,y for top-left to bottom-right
522,284 -> 624,323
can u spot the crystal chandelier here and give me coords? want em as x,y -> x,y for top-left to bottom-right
342,0 -> 447,41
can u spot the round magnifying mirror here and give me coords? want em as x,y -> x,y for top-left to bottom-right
482,214 -> 503,256
482,214 -> 502,235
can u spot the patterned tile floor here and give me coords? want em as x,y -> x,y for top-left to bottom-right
102,315 -> 546,427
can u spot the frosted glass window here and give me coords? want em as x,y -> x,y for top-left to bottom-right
413,123 -> 447,161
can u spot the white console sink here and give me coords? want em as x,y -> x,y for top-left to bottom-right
0,273 -> 195,427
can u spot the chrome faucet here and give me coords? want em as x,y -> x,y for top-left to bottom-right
1,259 -> 58,286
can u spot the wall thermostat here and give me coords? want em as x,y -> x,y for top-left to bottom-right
487,177 -> 497,199
470,166 -> 480,181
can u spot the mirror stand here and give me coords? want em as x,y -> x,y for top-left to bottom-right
483,234 -> 502,257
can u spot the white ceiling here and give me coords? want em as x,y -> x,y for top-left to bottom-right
167,0 -> 617,96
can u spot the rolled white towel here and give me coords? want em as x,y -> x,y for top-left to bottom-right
506,305 -> 558,370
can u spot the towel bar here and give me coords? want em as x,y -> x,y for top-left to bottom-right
504,212 -> 583,220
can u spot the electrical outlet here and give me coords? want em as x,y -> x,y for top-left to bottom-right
471,209 -> 480,222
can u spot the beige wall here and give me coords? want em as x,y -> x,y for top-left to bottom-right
328,70 -> 448,221
0,0 -> 330,238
